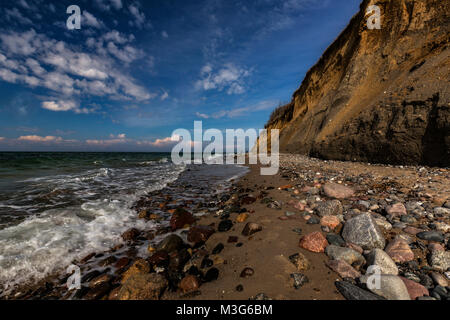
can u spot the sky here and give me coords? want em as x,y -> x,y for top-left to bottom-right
0,0 -> 361,152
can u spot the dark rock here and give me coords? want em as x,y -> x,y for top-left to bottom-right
170,208 -> 195,231
203,268 -> 219,282
417,231 -> 444,242
227,236 -> 238,243
335,281 -> 385,300
157,234 -> 185,253
187,225 -> 215,245
89,274 -> 113,288
114,257 -> 130,270
212,243 -> 225,255
81,270 -> 102,283
241,196 -> 256,205
242,222 -> 262,236
290,273 -> 309,289
218,220 -> 233,232
148,250 -> 170,268
201,257 -> 213,269
306,216 -> 320,224
236,284 -> 244,292
121,228 -> 140,242
326,233 -> 345,247
98,256 -> 117,267
83,283 -> 111,300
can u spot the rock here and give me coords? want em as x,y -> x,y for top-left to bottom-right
428,251 -> 450,271
374,218 -> 392,231
431,272 -> 448,287
400,215 -> 417,224
335,281 -> 384,300
179,275 -> 200,293
89,274 -> 112,288
236,213 -> 249,223
403,226 -> 423,235
360,274 -> 411,300
288,253 -> 311,272
416,231 -> 444,242
157,234 -> 184,253
431,286 -> 449,300
121,228 -> 140,242
366,249 -> 399,275
385,238 -> 415,263
118,273 -> 168,300
342,213 -> 386,250
326,233 -> 345,247
203,268 -> 219,282
84,283 -> 111,300
386,203 -> 407,217
290,273 -> 309,289
326,260 -> 361,279
212,243 -> 224,255
288,200 -> 306,211
98,256 -> 117,267
115,257 -> 130,270
278,184 -> 293,190
121,259 -> 151,284
227,236 -> 238,243
306,216 -> 320,224
200,257 -> 213,269
170,208 -> 195,231
236,284 -> 244,292
240,196 -> 256,205
399,277 -> 429,300
138,210 -> 148,219
218,220 -> 233,232
108,286 -> 121,300
433,207 -> 450,215
320,215 -> 341,230
240,267 -> 255,278
242,222 -> 262,236
434,222 -> 450,233
80,252 -> 96,264
299,232 -> 328,253
315,200 -> 343,217
323,183 -> 355,199
325,245 -> 365,268
345,243 -> 363,254
187,225 -> 215,244
148,250 -> 170,268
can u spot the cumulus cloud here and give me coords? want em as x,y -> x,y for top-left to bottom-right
82,11 -> 105,29
196,63 -> 250,95
128,3 -> 149,29
18,135 -> 63,142
0,29 -> 153,110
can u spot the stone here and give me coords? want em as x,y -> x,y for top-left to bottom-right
89,274 -> 112,288
431,272 -> 448,287
115,257 -> 130,270
403,226 -> 423,235
374,218 -> 392,231
240,196 -> 256,205
236,213 -> 249,223
227,236 -> 238,243
385,238 -> 415,263
240,267 -> 255,278
288,200 -> 306,211
345,243 -> 363,254
83,283 -> 111,300
118,273 -> 168,300
315,200 -> 343,217
400,277 -> 429,300
157,234 -> 184,253
366,249 -> 399,275
121,228 -> 140,242
218,220 -> 233,232
242,222 -> 262,236
433,207 -> 450,215
326,233 -> 345,247
417,231 -> 444,242
299,232 -> 328,253
187,225 -> 215,244
325,245 -> 366,268
179,275 -> 200,293
400,215 -> 417,224
290,273 -> 309,289
386,203 -> 407,217
203,268 -> 219,282
335,281 -> 384,300
121,259 -> 151,284
326,260 -> 361,279
320,215 -> 341,229
342,213 -> 386,250
148,251 -> 170,268
323,183 -> 355,199
212,243 -> 224,255
306,216 -> 320,224
434,222 -> 450,233
360,274 -> 411,300
428,251 -> 450,271
288,253 -> 310,272
170,208 -> 195,231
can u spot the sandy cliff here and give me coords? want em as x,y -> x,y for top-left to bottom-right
265,0 -> 449,166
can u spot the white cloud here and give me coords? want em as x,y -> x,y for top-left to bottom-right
161,90 -> 169,101
18,135 -> 63,143
161,31 -> 169,38
0,137 -> 5,141
196,63 -> 250,95
82,11 -> 105,29
95,0 -> 123,11
41,100 -> 93,114
196,100 -> 276,119
128,3 -> 148,29
5,8 -> 33,25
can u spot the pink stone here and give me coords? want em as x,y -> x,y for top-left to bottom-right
299,232 -> 328,253
320,215 -> 341,230
386,203 -> 407,217
326,259 -> 361,279
288,200 -> 306,211
403,226 -> 423,235
400,277 -> 429,300
385,239 -> 415,263
323,183 -> 355,199
428,243 -> 445,252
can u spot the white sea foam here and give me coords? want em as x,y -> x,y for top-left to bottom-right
0,161 -> 185,296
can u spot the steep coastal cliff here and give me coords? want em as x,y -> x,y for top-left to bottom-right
265,0 -> 449,166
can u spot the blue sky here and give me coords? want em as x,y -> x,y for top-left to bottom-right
0,0 -> 361,151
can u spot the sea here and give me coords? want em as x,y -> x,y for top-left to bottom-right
0,152 -> 248,295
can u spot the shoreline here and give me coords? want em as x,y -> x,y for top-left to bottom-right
3,154 -> 449,300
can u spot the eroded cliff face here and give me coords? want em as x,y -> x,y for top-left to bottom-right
265,0 -> 449,166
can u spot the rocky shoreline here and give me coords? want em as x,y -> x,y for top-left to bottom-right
3,154 -> 449,300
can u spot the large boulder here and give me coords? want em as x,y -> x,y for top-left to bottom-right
342,213 -> 386,250
118,273 -> 168,300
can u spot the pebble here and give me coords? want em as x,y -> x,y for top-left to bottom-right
242,222 -> 262,236
236,213 -> 249,223
366,249 -> 399,275
179,275 -> 200,293
326,234 -> 345,247
386,203 -> 407,217
428,250 -> 450,271
240,267 -> 255,278
416,231 -> 445,242
290,273 -> 309,289
315,200 -> 343,217
203,268 -> 219,282
322,183 -> 355,199
326,260 -> 361,279
212,243 -> 224,255
306,216 -> 320,225
157,234 -> 185,253
342,213 -> 386,250
170,208 -> 195,231
118,273 -> 168,300
385,238 -> 415,263
288,253 -> 311,272
400,277 -> 429,300
320,215 -> 341,229
431,272 -> 448,287
325,245 -> 366,268
299,232 -> 329,253
218,220 -> 233,232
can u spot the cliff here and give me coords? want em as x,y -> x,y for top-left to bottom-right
264,0 -> 449,167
